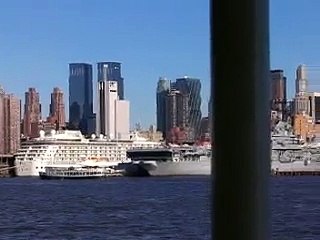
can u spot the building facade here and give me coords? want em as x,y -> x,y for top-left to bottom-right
155,76 -> 202,143
156,77 -> 170,135
97,62 -> 124,100
293,113 -> 315,142
293,64 -> 309,118
165,89 -> 189,143
96,80 -> 129,139
174,77 -> 202,141
296,64 -> 308,95
48,87 -> 65,129
0,86 -> 21,154
23,88 -> 41,138
115,100 -> 130,139
271,69 -> 287,119
68,63 -> 94,135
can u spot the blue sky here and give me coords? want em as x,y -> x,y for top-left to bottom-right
0,0 -> 319,128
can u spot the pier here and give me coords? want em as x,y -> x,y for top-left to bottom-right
0,155 -> 15,177
271,170 -> 320,176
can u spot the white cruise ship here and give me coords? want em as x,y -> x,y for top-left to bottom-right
15,130 -> 162,177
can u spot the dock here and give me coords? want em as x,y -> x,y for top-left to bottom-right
0,155 -> 15,177
271,170 -> 320,176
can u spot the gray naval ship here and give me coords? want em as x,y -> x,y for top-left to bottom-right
124,121 -> 320,177
124,145 -> 211,176
271,121 -> 320,174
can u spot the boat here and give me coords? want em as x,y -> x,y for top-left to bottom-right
124,146 -> 211,176
15,130 -> 161,177
271,121 -> 320,174
39,165 -> 123,180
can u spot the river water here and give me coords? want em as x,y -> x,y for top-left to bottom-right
0,176 -> 319,239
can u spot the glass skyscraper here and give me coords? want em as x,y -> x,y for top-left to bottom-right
175,77 -> 202,140
156,77 -> 170,136
97,62 -> 124,100
68,63 -> 94,134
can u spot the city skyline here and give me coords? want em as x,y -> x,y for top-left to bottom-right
1,0 -> 320,127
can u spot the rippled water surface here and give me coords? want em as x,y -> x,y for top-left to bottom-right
0,176 -> 319,239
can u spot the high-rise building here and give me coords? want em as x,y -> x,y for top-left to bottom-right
208,95 -> 213,136
270,69 -> 287,119
97,62 -> 124,100
115,100 -> 130,139
0,86 -> 21,154
296,64 -> 308,95
199,117 -> 210,139
175,76 -> 202,141
68,63 -> 94,135
293,65 -> 309,116
96,80 -> 129,139
48,87 -> 65,129
23,88 -> 41,138
165,89 -> 189,143
156,77 -> 170,135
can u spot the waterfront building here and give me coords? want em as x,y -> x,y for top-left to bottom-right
0,86 -> 21,154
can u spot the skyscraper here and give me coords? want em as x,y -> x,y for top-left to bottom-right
271,69 -> 287,119
97,62 -> 124,99
68,63 -> 93,134
48,87 -> 65,129
296,64 -> 308,95
208,95 -> 213,137
165,89 -> 190,136
156,77 -> 170,135
23,88 -> 41,138
96,80 -> 129,139
294,64 -> 309,116
0,86 -> 21,154
175,77 -> 202,141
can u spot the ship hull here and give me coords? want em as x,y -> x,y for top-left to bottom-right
15,160 -> 43,177
15,159 -> 126,177
125,158 -> 211,176
39,172 -> 107,180
271,160 -> 320,173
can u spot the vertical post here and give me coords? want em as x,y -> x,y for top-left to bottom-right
212,0 -> 270,239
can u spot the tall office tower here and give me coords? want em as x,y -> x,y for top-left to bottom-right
174,76 -> 202,141
97,62 -> 124,100
68,63 -> 94,135
271,69 -> 287,119
294,64 -> 309,116
296,64 -> 308,95
97,81 -> 129,139
156,77 -> 170,136
165,90 -> 189,129
48,87 -> 65,129
165,89 -> 189,143
208,95 -> 213,137
0,86 -> 5,153
115,100 -> 130,139
199,117 -> 210,139
0,86 -> 21,154
23,88 -> 41,138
